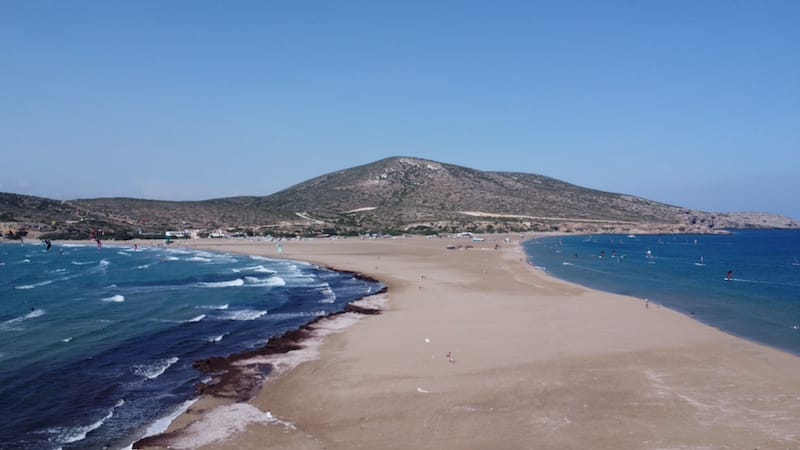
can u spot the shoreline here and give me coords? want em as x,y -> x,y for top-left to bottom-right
129,234 -> 800,449
524,232 -> 800,358
133,289 -> 389,449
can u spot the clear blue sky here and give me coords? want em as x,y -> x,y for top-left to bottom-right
2,1 -> 798,218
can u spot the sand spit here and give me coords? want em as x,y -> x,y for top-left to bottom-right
127,235 -> 800,450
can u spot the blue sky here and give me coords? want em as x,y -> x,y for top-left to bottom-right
2,1 -> 798,218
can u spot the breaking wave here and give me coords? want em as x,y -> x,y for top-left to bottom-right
134,357 -> 179,380
243,275 -> 286,287
221,309 -> 267,321
1,308 -> 46,331
197,279 -> 245,288
15,279 -> 55,290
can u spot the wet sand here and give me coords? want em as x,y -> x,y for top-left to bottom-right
138,234 -> 800,449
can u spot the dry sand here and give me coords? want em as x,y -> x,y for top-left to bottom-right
138,235 -> 800,450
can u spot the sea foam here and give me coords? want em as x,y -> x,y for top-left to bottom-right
243,275 -> 286,287
1,309 -> 46,331
56,410 -> 114,444
131,398 -> 199,449
53,398 -> 126,446
319,285 -> 336,303
134,357 -> 179,380
187,256 -> 213,263
156,403 -> 294,449
186,314 -> 206,323
197,279 -> 245,288
222,310 -> 267,321
15,279 -> 55,290
197,303 -> 229,310
206,334 -> 226,343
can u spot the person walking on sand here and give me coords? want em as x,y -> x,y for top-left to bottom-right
447,352 -> 456,364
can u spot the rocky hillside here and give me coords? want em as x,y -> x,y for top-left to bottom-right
2,157 -> 797,239
217,157 -> 797,234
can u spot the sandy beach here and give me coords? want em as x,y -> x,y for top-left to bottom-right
137,234 -> 800,449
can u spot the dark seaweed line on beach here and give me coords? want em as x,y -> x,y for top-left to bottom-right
133,279 -> 387,449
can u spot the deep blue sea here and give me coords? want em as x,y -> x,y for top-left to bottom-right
0,242 -> 381,449
523,230 -> 800,356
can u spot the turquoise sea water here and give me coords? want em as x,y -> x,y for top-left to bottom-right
523,230 -> 800,356
0,243 -> 381,449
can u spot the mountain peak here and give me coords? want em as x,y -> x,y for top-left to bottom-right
3,157 -> 797,239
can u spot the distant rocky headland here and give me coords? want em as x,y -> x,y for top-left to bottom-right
2,157 -> 797,241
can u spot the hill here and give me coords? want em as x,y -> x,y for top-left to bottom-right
2,157 -> 797,239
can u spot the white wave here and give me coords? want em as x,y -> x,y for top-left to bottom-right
137,263 -> 152,269
133,398 -> 199,448
197,278 -> 245,288
319,285 -> 336,303
57,409 -> 114,444
222,309 -> 267,321
55,268 -> 67,273
249,255 -> 272,261
22,258 -> 30,263
103,294 -> 125,303
237,264 -> 277,274
243,275 -> 286,287
206,334 -> 226,343
134,356 -> 179,380
282,272 -> 318,284
59,273 -> 82,282
187,256 -> 213,263
186,314 -> 206,323
117,251 -> 131,256
163,256 -> 180,261
99,259 -> 110,267
54,398 -> 127,446
197,303 -> 229,310
265,276 -> 286,286
286,266 -> 315,278
15,279 -> 55,289
1,308 -> 46,331
163,248 -> 193,255
62,337 -> 73,343
72,260 -> 97,265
